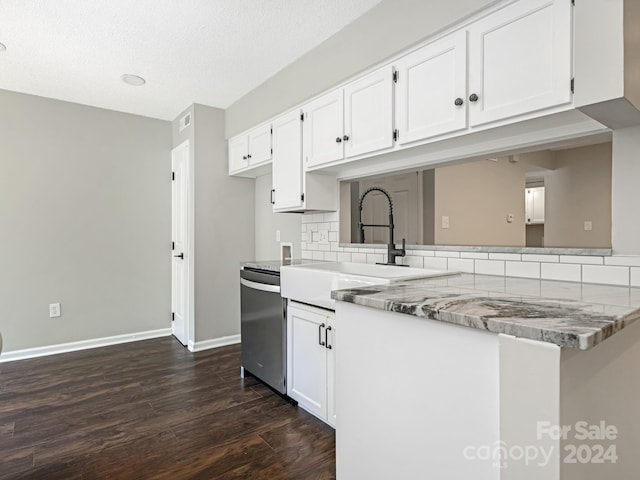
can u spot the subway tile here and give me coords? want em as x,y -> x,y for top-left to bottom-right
403,256 -> 424,268
631,268 -> 640,287
301,214 -> 313,224
412,250 -> 435,257
318,222 -> 331,231
324,212 -> 338,223
307,242 -> 318,251
311,213 -> 324,223
582,265 -> 630,286
374,248 -> 388,255
318,244 -> 331,252
312,251 -> 325,260
541,263 -> 581,282
301,250 -> 313,259
309,223 -> 319,232
475,260 -> 505,276
435,251 -> 460,258
344,247 -> 360,253
300,242 -> 307,251
506,261 -> 540,279
337,252 -> 351,262
521,254 -> 559,263
324,251 -> 337,261
329,231 -> 338,242
366,253 -> 384,264
447,258 -> 474,273
330,222 -> 340,231
330,242 -> 342,251
301,223 -> 307,232
460,252 -> 489,259
604,256 -> 640,267
489,253 -> 521,261
311,231 -> 319,242
560,255 -> 604,265
424,257 -> 448,270
351,253 -> 367,263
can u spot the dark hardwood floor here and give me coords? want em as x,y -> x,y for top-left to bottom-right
0,337 -> 336,479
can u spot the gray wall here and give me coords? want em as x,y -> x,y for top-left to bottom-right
172,104 -> 255,343
0,89 -> 171,352
612,125 -> 640,254
225,0 -> 498,137
255,174 -> 301,260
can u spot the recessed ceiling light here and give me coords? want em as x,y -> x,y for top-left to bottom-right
121,74 -> 146,86
0,42 -> 7,52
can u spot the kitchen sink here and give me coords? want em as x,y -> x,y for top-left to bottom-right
280,261 -> 455,310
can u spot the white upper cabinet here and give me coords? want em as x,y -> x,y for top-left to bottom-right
344,65 -> 394,158
468,0 -> 572,127
228,135 -> 249,174
272,110 -> 303,211
395,30 -> 468,144
228,123 -> 272,175
247,124 -> 272,166
303,89 -> 344,168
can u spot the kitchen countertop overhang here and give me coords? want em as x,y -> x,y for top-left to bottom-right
331,273 -> 640,350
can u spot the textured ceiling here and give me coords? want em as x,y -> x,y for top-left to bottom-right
0,0 -> 381,120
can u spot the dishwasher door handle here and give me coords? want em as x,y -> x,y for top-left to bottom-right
240,278 -> 281,293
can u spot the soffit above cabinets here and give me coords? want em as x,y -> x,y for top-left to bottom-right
0,0 -> 381,120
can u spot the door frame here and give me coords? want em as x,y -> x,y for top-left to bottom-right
171,139 -> 195,348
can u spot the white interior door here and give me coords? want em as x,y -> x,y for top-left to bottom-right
171,141 -> 190,346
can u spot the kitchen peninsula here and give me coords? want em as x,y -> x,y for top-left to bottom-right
332,273 -> 640,480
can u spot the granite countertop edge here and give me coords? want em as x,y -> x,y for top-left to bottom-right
330,276 -> 640,351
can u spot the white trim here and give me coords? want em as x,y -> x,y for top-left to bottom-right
188,334 -> 241,353
0,328 -> 172,363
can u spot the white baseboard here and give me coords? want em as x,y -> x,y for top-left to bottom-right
0,328 -> 172,363
188,334 -> 241,353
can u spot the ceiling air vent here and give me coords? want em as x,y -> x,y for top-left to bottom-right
179,112 -> 191,132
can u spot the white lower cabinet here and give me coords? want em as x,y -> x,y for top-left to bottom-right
287,301 -> 336,427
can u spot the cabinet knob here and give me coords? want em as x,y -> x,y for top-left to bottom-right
454,97 -> 464,106
242,155 -> 247,160
247,154 -> 252,159
343,135 -> 349,141
469,93 -> 479,102
336,137 -> 342,143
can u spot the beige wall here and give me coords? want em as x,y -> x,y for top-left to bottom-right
544,143 -> 612,248
172,105 -> 255,344
434,158 -> 527,246
0,89 -> 171,353
225,0 -> 498,137
254,173 -> 301,260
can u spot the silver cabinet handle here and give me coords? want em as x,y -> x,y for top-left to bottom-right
240,278 -> 280,293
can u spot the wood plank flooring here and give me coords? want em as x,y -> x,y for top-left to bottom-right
0,337 -> 336,479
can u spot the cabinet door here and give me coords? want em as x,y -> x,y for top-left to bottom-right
326,315 -> 337,428
344,65 -> 394,158
303,90 -> 344,168
396,30 -> 467,144
228,135 -> 248,174
272,110 -> 303,210
248,124 -> 272,166
526,187 -> 545,224
468,0 -> 572,126
287,304 -> 328,420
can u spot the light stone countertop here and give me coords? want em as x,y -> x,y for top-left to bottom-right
241,258 -> 323,273
331,273 -> 640,350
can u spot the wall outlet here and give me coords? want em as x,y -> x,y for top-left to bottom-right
318,230 -> 329,245
507,213 -> 514,223
49,303 -> 61,318
441,216 -> 450,229
584,221 -> 593,231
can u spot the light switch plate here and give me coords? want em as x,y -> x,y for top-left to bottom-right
584,221 -> 593,231
49,303 -> 61,318
441,216 -> 450,229
318,230 -> 329,245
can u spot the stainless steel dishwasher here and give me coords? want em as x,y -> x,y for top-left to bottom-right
240,267 -> 286,394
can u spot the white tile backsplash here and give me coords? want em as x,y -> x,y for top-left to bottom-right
506,261 -> 540,279
301,218 -> 632,286
475,260 -> 505,276
424,257 -> 448,270
521,254 -> 559,263
447,258 -> 474,273
541,263 -> 581,282
582,265 -> 630,286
